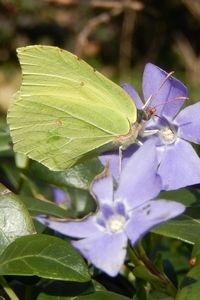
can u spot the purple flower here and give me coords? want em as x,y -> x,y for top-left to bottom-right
53,189 -> 71,209
122,63 -> 200,190
37,141 -> 185,276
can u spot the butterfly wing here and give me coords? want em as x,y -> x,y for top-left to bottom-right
7,46 -> 137,170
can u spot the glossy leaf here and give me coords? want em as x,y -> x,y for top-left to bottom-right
132,265 -> 170,295
160,188 -> 199,207
0,184 -> 35,255
28,158 -> 102,190
37,291 -> 131,300
0,159 -> 21,191
21,195 -> 70,218
75,291 -> 131,299
152,208 -> 200,244
0,234 -> 90,282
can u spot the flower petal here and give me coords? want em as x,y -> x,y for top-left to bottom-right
158,139 -> 200,190
175,102 -> 200,144
99,144 -> 139,180
53,189 -> 66,204
115,140 -> 161,209
91,172 -> 114,206
125,199 -> 185,245
72,232 -> 127,276
53,188 -> 70,207
99,151 -> 119,180
142,63 -> 187,119
36,215 -> 100,238
121,83 -> 144,108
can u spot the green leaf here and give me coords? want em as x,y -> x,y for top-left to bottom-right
176,241 -> 200,300
0,234 -> 90,282
37,281 -> 94,299
160,188 -> 199,207
176,243 -> 200,299
0,117 -> 12,156
132,265 -> 172,295
28,158 -> 102,190
152,208 -> 200,244
21,195 -> 71,218
0,184 -> 35,255
147,292 -> 173,300
0,158 -> 21,190
176,265 -> 200,299
7,45 -> 137,171
75,291 -> 131,299
0,128 -> 12,155
38,291 -> 131,300
132,265 -> 160,284
37,295 -> 74,300
37,296 -> 71,300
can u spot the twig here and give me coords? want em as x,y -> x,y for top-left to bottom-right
133,242 -> 177,298
45,0 -> 78,5
75,0 -> 143,61
91,0 -> 143,11
119,2 -> 138,79
0,276 -> 19,300
182,0 -> 200,20
174,33 -> 200,84
75,6 -> 123,56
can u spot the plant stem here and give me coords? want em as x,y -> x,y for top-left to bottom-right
127,243 -> 144,267
131,241 -> 177,298
0,276 -> 19,300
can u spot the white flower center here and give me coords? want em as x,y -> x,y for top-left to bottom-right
160,126 -> 176,144
106,214 -> 126,232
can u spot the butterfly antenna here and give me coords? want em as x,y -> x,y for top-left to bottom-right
151,95 -> 189,108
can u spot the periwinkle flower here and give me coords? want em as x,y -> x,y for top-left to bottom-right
53,189 -> 70,209
37,141 -> 185,276
122,63 -> 200,190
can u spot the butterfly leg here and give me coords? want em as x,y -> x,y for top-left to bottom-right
118,145 -> 123,177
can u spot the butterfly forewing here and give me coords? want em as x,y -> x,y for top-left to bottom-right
8,45 -> 137,170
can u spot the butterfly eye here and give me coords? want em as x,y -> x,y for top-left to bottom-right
144,107 -> 157,120
137,106 -> 157,123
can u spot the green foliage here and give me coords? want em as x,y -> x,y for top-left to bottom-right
28,158 -> 102,191
0,234 -> 90,282
37,290 -> 131,300
152,209 -> 200,245
0,184 -> 35,255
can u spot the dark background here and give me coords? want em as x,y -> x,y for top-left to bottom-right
0,0 -> 200,112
